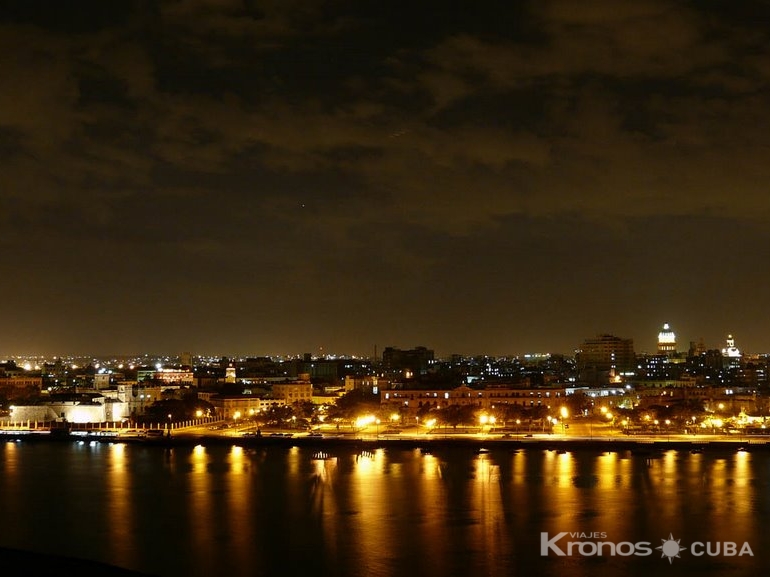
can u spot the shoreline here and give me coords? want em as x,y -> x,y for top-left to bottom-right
2,429 -> 766,453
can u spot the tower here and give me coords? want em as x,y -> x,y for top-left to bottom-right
722,334 -> 742,369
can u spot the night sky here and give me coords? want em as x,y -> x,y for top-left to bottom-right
3,0 -> 770,358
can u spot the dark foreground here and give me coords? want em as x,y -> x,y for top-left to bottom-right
0,547 -> 156,577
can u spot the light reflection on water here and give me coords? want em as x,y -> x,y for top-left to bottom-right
106,443 -> 132,568
0,443 -> 767,577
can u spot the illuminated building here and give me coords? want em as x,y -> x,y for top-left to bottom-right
0,375 -> 43,391
380,384 -> 567,413
344,375 -> 384,393
205,394 -> 284,419
5,393 -> 128,423
657,323 -> 677,356
116,382 -> 180,416
722,334 -> 742,369
155,369 -> 195,385
272,380 -> 313,403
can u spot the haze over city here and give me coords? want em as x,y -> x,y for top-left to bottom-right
3,1 -> 770,356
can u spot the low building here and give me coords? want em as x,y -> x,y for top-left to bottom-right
0,375 -> 44,399
380,385 -> 567,414
5,394 -> 128,423
207,395 -> 285,419
116,382 -> 182,417
344,375 -> 386,393
272,381 -> 313,404
155,369 -> 195,386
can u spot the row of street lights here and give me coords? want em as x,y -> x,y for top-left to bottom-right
349,408 -> 578,436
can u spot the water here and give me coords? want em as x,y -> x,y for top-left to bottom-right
0,440 -> 767,577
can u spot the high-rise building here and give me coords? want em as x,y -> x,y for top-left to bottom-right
657,323 -> 677,355
381,346 -> 435,378
576,334 -> 635,384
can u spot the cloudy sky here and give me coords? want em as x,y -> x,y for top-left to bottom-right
2,0 -> 770,358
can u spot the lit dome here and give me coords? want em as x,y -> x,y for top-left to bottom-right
658,323 -> 676,345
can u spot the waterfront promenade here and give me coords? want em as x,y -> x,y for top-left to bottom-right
1,420 -> 768,453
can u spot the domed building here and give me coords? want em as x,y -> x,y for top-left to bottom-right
657,323 -> 677,356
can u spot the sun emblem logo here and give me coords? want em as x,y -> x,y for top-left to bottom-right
657,533 -> 686,563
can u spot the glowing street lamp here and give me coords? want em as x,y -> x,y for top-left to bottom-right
355,414 -> 376,430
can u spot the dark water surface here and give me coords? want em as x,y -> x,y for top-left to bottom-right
0,441 -> 767,577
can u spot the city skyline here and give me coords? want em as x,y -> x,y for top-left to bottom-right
0,323 -> 760,361
3,1 -> 770,356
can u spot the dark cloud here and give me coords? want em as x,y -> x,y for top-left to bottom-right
2,0 -> 770,356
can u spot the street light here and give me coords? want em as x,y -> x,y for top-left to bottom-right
479,414 -> 489,434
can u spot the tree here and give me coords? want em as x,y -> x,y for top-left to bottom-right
142,392 -> 214,423
292,400 -> 316,420
143,399 -> 187,423
565,392 -> 591,416
497,403 -> 526,425
328,389 -> 380,421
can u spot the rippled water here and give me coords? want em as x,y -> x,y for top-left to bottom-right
0,441 -> 767,577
